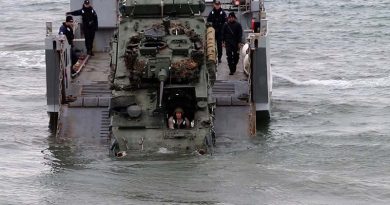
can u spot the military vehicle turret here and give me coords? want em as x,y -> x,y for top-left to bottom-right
109,0 -> 217,156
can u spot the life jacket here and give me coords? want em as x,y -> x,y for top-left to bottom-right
172,117 -> 187,129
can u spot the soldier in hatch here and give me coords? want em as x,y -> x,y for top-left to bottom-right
168,107 -> 190,129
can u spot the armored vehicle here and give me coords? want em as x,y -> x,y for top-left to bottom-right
109,0 -> 217,155
45,0 -> 271,157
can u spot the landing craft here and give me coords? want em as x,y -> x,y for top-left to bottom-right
45,0 -> 271,157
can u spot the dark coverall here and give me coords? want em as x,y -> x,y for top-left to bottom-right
67,6 -> 98,55
207,8 -> 226,62
59,23 -> 77,68
221,21 -> 243,73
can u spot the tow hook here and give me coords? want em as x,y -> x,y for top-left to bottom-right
139,137 -> 144,151
116,151 -> 127,158
197,149 -> 206,155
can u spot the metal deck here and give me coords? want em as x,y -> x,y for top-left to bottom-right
58,53 -> 111,141
57,50 -> 252,140
213,51 -> 251,137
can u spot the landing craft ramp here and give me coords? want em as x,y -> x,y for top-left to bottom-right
54,49 -> 255,146
213,53 -> 251,137
56,53 -> 111,142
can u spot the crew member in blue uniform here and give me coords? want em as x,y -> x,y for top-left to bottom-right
59,16 -> 75,47
168,107 -> 190,129
66,0 -> 98,56
222,12 -> 243,75
207,1 -> 226,63
59,16 -> 77,69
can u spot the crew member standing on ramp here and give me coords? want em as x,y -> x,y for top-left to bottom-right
66,0 -> 98,56
222,12 -> 242,75
207,1 -> 226,63
59,16 -> 77,73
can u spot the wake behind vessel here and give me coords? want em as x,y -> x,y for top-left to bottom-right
45,0 -> 271,156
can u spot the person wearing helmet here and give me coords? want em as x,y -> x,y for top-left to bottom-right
168,107 -> 190,129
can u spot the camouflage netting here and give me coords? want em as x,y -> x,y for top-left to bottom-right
191,50 -> 204,65
129,35 -> 141,45
129,60 -> 146,85
124,49 -> 138,70
122,21 -> 205,85
170,59 -> 199,82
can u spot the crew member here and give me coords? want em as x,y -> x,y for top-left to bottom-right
59,16 -> 77,68
66,0 -> 98,56
59,16 -> 75,46
168,107 -> 190,129
221,12 -> 243,75
207,1 -> 226,63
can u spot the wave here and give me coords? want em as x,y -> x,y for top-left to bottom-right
0,50 -> 45,69
1,43 -> 44,51
273,72 -> 390,89
13,0 -> 68,11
